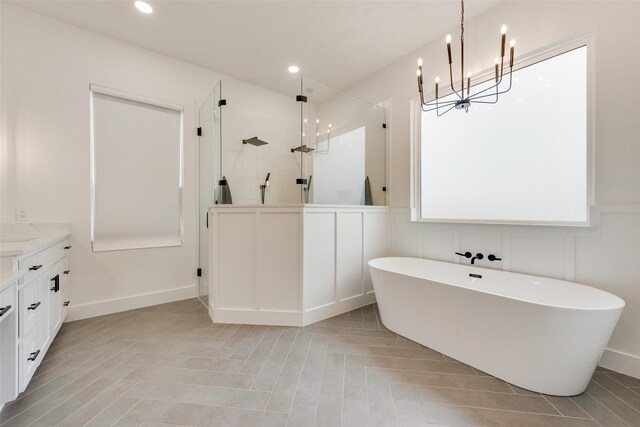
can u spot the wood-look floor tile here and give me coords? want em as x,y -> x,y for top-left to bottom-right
327,342 -> 444,361
123,352 -> 245,373
592,371 -> 640,412
123,399 -> 288,426
543,394 -> 592,418
584,379 -> 640,425
571,392 -> 629,427
367,367 -> 513,393
315,353 -> 345,427
346,354 -> 476,375
391,383 -> 558,415
125,366 -> 255,389
286,341 -> 327,426
85,397 -> 141,426
125,380 -> 270,410
419,403 -> 600,426
266,331 -> 312,411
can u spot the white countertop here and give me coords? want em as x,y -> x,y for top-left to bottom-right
0,231 -> 70,257
0,223 -> 71,257
0,269 -> 25,291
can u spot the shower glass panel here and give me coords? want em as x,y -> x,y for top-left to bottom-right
198,83 -> 221,305
301,76 -> 386,205
216,76 -> 303,205
204,74 -> 386,206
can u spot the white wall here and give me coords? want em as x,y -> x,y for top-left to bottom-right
1,4 -> 226,318
345,1 -> 640,377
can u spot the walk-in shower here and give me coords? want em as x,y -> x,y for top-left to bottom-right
199,74 -> 386,207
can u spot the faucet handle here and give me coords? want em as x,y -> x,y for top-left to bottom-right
488,254 -> 502,262
455,251 -> 472,258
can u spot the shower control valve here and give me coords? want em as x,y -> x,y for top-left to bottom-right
455,251 -> 472,259
488,254 -> 502,262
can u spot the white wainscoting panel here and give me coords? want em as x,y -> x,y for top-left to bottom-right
304,212 -> 337,311
260,212 -> 301,312
363,211 -> 389,293
337,212 -> 364,301
216,212 -> 256,310
211,205 -> 388,326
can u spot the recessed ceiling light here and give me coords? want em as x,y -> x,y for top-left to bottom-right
288,65 -> 300,74
134,1 -> 153,14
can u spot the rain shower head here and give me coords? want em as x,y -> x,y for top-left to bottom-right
243,136 -> 269,146
290,145 -> 315,153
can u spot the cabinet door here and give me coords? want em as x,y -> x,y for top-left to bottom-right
46,265 -> 62,338
36,274 -> 51,352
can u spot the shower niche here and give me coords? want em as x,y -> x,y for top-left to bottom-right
198,75 -> 389,324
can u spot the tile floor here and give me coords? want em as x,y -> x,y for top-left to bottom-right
1,298 -> 639,426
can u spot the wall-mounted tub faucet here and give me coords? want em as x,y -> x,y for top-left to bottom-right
260,172 -> 270,204
471,253 -> 484,265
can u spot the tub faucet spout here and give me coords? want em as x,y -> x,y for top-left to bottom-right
471,253 -> 484,265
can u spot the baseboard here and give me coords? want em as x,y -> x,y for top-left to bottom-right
211,307 -> 302,327
303,292 -> 377,326
65,284 -> 198,321
599,347 -> 640,379
209,293 -> 377,327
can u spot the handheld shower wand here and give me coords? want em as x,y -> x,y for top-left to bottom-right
260,172 -> 270,204
304,175 -> 312,204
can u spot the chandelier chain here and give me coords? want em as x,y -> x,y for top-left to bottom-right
460,0 -> 464,44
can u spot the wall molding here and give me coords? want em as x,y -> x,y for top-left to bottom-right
65,284 -> 197,321
600,348 -> 640,380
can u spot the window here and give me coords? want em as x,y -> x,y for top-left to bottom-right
415,41 -> 592,226
90,85 -> 183,251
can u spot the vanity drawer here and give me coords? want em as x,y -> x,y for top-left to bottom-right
39,243 -> 64,271
18,254 -> 41,283
19,280 -> 39,338
0,283 -> 16,320
19,328 -> 40,392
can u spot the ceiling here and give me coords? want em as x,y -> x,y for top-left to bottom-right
11,0 -> 502,90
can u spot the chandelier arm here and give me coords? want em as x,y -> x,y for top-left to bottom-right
467,69 -> 512,101
421,101 -> 457,112
437,105 -> 457,116
448,63 -> 464,100
421,99 -> 458,108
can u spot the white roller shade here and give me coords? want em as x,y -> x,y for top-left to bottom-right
90,85 -> 183,251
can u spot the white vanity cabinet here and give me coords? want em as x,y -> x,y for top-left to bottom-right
0,273 -> 21,407
0,231 -> 71,398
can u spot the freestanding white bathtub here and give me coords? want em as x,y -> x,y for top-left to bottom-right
369,257 -> 625,396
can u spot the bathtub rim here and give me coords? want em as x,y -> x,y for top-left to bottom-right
368,257 -> 625,312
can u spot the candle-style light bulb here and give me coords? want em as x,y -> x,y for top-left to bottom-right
435,76 -> 440,83
304,118 -> 307,124
501,24 -> 507,35
446,34 -> 452,64
510,39 -> 516,68
417,58 -> 423,67
328,124 -> 332,129
446,34 -> 452,44
316,119 -> 319,124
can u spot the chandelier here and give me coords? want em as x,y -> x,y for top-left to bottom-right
416,0 -> 516,115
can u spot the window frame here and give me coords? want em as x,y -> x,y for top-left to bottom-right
410,33 -> 596,227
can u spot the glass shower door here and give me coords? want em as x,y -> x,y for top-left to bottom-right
198,86 -> 219,306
